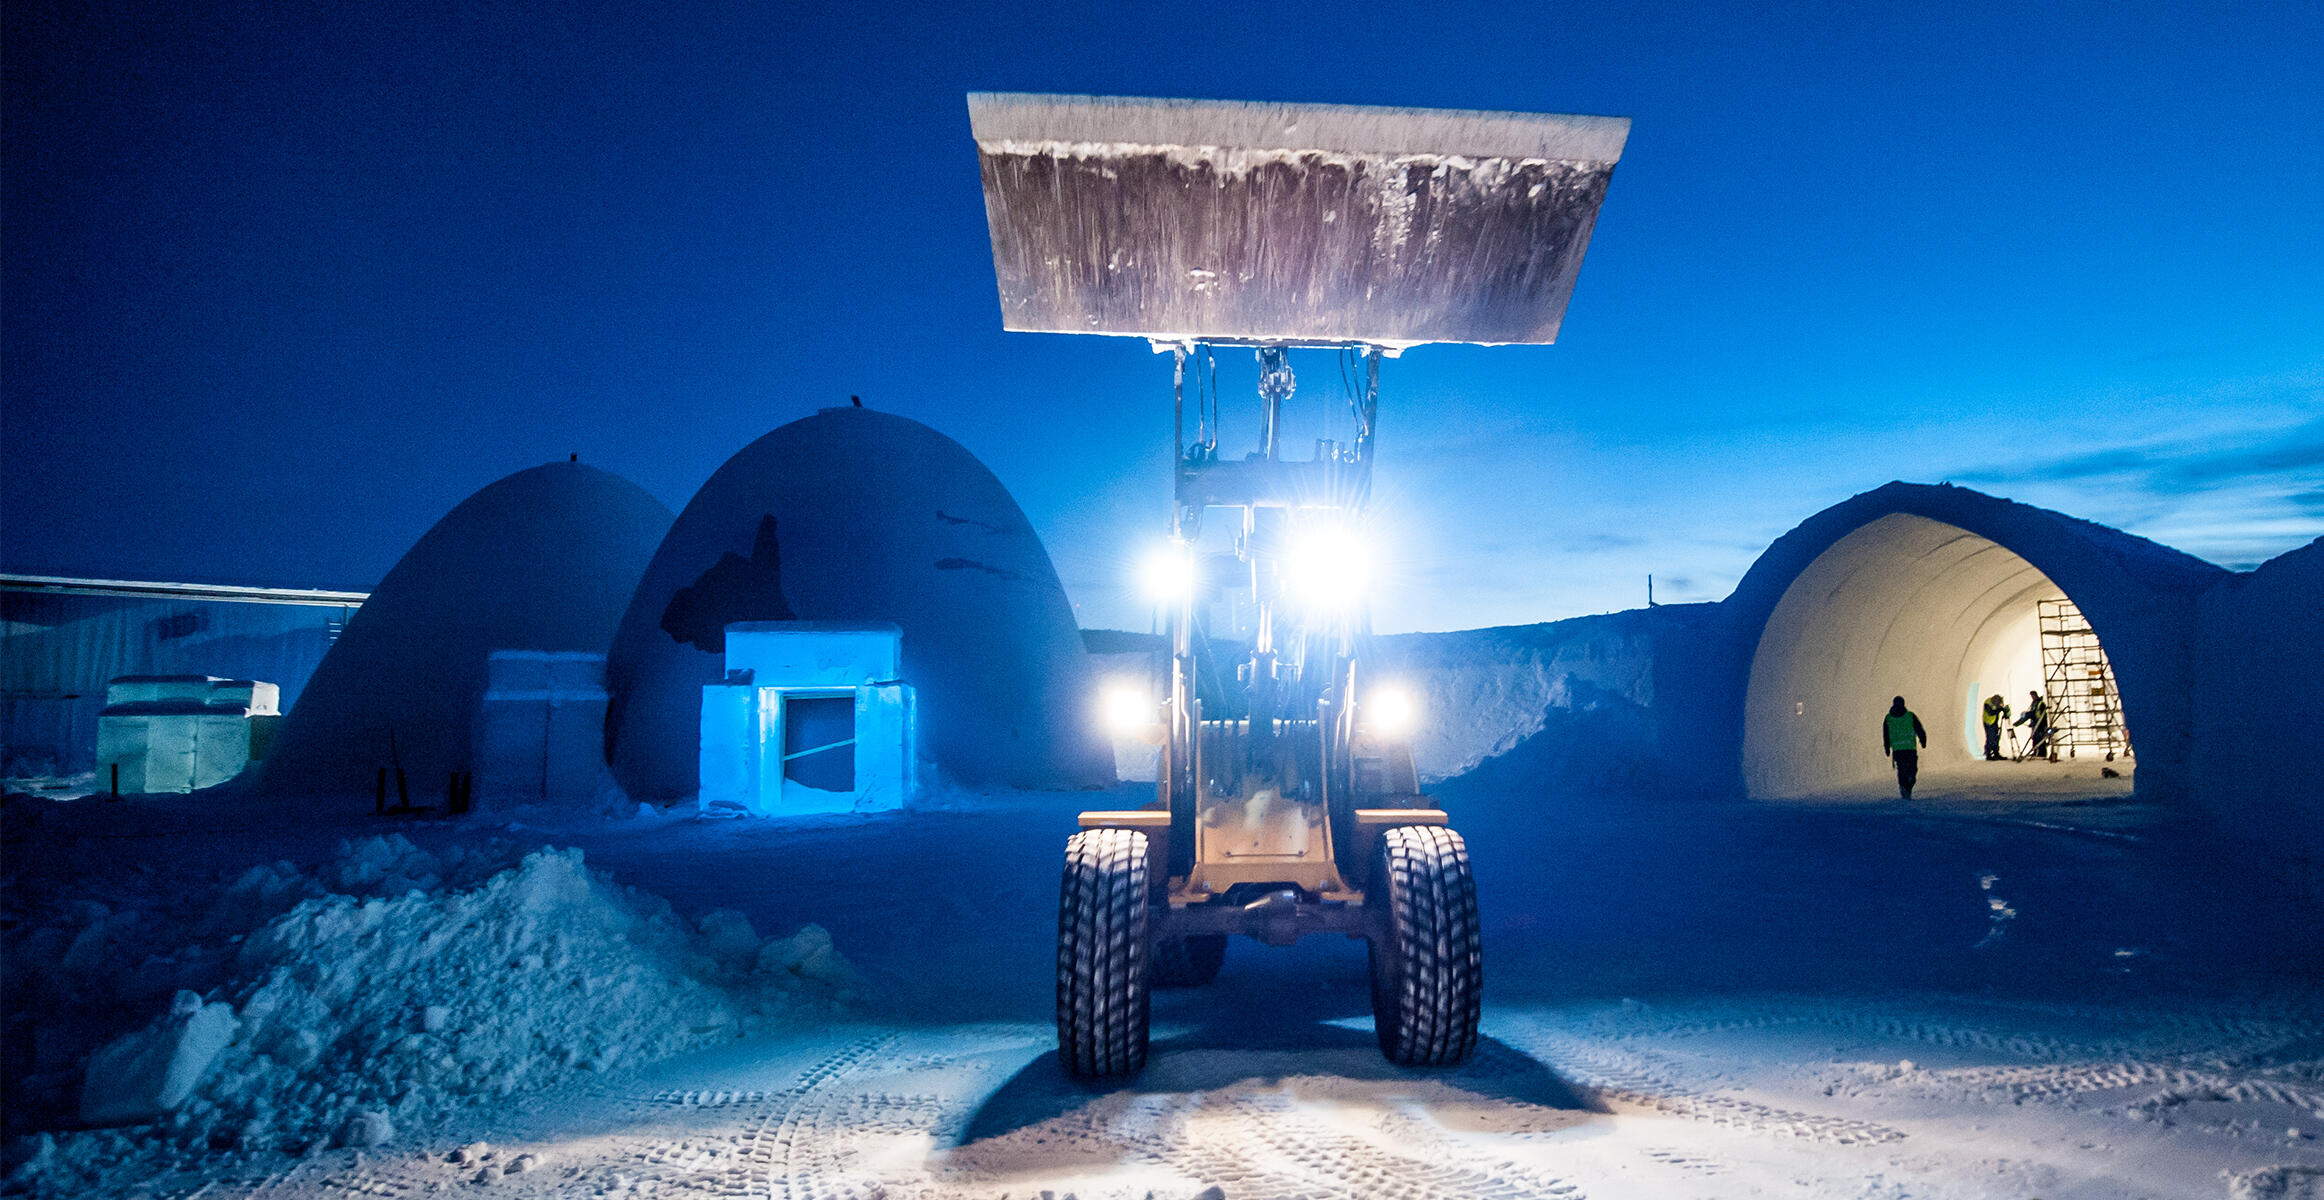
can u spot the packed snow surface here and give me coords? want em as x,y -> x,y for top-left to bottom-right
5,761 -> 2318,1197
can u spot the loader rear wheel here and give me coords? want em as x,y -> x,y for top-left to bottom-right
1151,934 -> 1227,987
1057,828 -> 1151,1077
1368,824 -> 1481,1067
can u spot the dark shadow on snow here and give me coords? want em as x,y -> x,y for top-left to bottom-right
956,944 -> 1591,1145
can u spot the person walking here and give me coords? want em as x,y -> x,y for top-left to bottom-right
1883,695 -> 1929,799
1981,693 -> 2012,761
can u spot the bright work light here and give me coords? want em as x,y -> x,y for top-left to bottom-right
1366,685 -> 1417,735
1283,525 -> 1371,608
1102,684 -> 1156,734
1138,543 -> 1196,604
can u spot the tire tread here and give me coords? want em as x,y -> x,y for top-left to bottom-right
1371,824 -> 1481,1066
1056,828 -> 1151,1076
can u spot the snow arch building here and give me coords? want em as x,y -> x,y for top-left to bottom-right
263,463 -> 674,800
2189,536 -> 2324,846
1368,482 -> 2314,850
604,407 -> 1112,801
1718,483 -> 2229,802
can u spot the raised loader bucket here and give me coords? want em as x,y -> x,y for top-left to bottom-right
968,93 -> 1630,347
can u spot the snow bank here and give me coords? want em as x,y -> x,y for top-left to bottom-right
2226,1164 -> 2324,1200
2194,536 -> 2324,857
1079,614 -> 1676,792
8,835 -> 854,1191
77,991 -> 236,1126
1371,612 -> 1663,785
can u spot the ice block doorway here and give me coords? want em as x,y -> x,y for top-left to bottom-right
697,623 -> 917,815
776,691 -> 856,794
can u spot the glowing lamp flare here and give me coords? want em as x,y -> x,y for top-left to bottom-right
1365,686 -> 1418,735
1138,544 -> 1197,604
1102,684 -> 1162,740
1284,527 -> 1372,608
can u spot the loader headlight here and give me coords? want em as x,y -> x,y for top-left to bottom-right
1366,686 -> 1417,736
1102,684 -> 1156,735
1138,543 -> 1196,604
1283,526 -> 1371,608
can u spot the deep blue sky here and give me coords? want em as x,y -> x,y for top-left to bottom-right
6,0 -> 2319,632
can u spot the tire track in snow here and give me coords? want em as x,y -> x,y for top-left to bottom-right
1587,997 -> 2106,1062
1223,1091 -> 1584,1200
617,1034 -> 899,1200
1498,1019 -> 1907,1146
1570,996 -> 2324,1124
1908,1058 -> 2324,1118
1097,1092 -> 1362,1200
932,1060 -> 1589,1200
1585,994 -> 2319,1073
1788,994 -> 2324,1067
768,1035 -> 901,1200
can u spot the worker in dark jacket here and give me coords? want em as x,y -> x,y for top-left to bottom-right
1883,695 -> 1929,799
1981,694 -> 2012,760
2016,691 -> 2053,760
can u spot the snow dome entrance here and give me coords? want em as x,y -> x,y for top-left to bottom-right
697,622 -> 917,816
1742,513 -> 2134,799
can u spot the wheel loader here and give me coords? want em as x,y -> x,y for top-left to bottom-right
965,92 -> 1630,1076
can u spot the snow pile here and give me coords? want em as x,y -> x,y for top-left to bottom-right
1372,614 -> 1659,782
77,991 -> 238,1126
1077,614 -> 1672,790
11,835 -> 854,1188
2226,1164 -> 2324,1200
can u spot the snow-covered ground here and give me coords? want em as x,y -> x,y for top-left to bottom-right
6,768 -> 2320,1198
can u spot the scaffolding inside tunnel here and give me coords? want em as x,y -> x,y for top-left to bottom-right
2038,598 -> 2132,761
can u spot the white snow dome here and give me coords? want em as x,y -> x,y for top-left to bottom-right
264,463 -> 675,798
605,407 -> 1112,800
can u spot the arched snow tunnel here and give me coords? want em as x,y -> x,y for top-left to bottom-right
1743,513 -> 2120,797
1722,483 -> 2226,803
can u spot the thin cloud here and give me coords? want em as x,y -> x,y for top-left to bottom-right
1946,416 -> 2321,572
1956,418 -> 2324,495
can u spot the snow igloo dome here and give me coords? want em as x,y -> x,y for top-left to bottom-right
264,463 -> 675,799
605,407 -> 1113,799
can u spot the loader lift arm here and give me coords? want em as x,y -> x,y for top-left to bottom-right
968,91 -> 1628,1077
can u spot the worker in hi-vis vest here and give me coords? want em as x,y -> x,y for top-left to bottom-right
1981,693 -> 2012,761
1883,696 -> 1929,799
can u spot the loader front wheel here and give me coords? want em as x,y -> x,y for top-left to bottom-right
1057,828 -> 1151,1077
1368,824 -> 1482,1067
1151,934 -> 1227,987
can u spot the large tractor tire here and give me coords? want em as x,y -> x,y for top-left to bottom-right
1151,934 -> 1228,987
1368,824 -> 1482,1066
1057,828 -> 1151,1077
